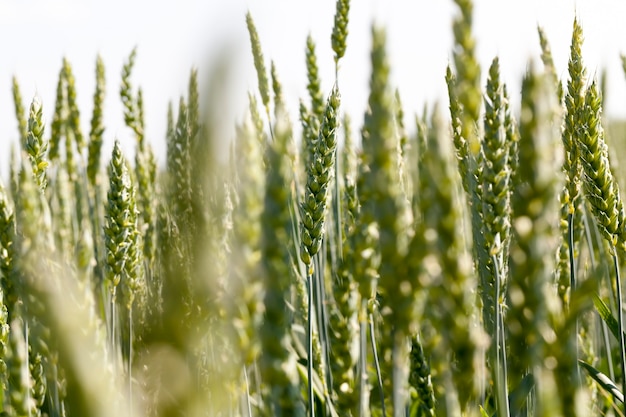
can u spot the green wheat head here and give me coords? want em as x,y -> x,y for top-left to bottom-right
24,97 -> 48,194
87,55 -> 106,188
104,141 -> 144,307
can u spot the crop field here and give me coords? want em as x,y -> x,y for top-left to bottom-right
3,0 -> 626,416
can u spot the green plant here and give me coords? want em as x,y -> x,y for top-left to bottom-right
3,1 -> 626,416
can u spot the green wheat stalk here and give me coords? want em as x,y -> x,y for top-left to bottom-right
508,66 -> 566,415
63,58 -> 85,153
187,68 -> 200,140
480,58 -> 513,416
558,21 -> 587,396
299,87 -> 340,415
248,92 -> 267,150
360,26 -> 414,415
414,108 -> 479,412
229,109 -> 265,366
120,47 -> 143,142
13,160 -> 66,416
445,67 -> 471,193
0,187 -> 10,408
578,80 -> 626,409
60,59 -> 89,232
306,35 -> 325,121
480,56 -> 512,319
168,98 -> 193,231
103,139 -> 142,386
326,112 -> 360,416
0,183 -> 18,316
562,19 -> 585,219
302,35 -> 324,174
48,65 -> 67,163
52,167 -> 74,261
87,54 -> 106,188
537,26 -> 563,100
259,108 -> 304,417
409,335 -> 435,417
6,318 -> 37,416
246,12 -> 271,120
451,0 -> 482,156
299,87 -> 340,266
271,61 -> 286,120
9,145 -> 19,202
11,77 -> 28,145
24,97 -> 48,194
104,140 -> 144,307
331,0 -> 350,72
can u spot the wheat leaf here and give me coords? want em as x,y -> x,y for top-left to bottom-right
579,359 -> 624,403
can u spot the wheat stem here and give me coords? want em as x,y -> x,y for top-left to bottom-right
493,253 -> 510,417
369,311 -> 387,417
612,249 -> 626,412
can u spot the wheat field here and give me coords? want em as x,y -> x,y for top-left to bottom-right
1,0 -> 626,416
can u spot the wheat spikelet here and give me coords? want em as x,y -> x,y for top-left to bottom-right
63,58 -> 85,153
563,19 -> 585,215
306,35 -> 325,120
409,335 -> 435,417
479,58 -> 512,340
300,87 -> 340,265
451,0 -> 482,155
120,48 -> 144,142
331,0 -> 350,65
48,66 -> 66,163
25,97 -> 48,193
104,141 -> 144,308
12,77 -> 28,144
246,12 -> 270,114
578,82 -> 625,246
87,55 -> 106,188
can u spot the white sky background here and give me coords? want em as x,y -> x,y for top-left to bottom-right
1,0 -> 626,171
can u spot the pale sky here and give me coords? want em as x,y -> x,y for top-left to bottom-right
2,0 -> 626,171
